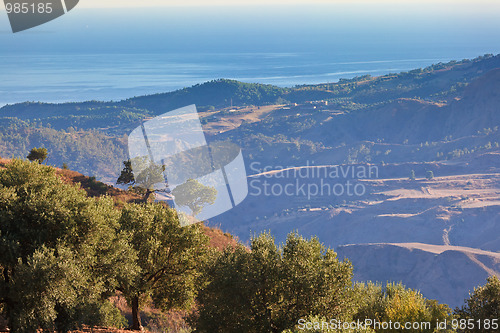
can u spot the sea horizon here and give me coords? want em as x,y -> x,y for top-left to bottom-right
0,51 -> 497,107
2,4 -> 500,106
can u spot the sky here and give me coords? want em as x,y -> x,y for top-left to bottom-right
1,0 -> 498,21
0,0 -> 499,104
75,0 -> 500,13
79,0 -> 500,7
0,0 -> 499,15
1,0 -> 495,9
1,0 -> 500,55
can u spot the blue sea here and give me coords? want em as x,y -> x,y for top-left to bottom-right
1,4 -> 500,106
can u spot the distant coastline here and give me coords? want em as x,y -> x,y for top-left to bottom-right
0,52 -> 490,107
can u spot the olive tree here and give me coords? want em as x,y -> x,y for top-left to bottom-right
353,282 -> 453,333
117,157 -> 166,201
0,159 -> 136,332
456,276 -> 500,332
118,202 -> 209,330
172,178 -> 217,217
193,232 -> 355,333
27,147 -> 48,164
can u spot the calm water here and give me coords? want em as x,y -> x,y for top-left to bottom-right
1,5 -> 500,106
0,53 -> 468,106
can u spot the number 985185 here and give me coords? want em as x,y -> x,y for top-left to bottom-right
5,2 -> 53,14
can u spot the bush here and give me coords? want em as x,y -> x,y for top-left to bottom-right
352,282 -> 453,333
192,232 -> 355,333
27,147 -> 48,163
0,159 -> 136,332
456,276 -> 500,330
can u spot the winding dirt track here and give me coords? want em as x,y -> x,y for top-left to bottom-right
346,242 -> 500,258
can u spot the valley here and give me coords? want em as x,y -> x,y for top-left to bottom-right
1,54 -> 500,308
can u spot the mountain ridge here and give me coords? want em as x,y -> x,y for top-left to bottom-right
1,54 -> 499,123
337,242 -> 500,307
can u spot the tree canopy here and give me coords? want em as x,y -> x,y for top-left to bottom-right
0,159 -> 136,332
456,276 -> 500,332
117,157 -> 166,201
192,232 -> 355,333
0,159 -> 498,332
172,178 -> 217,217
26,147 -> 48,163
353,282 -> 453,333
118,202 -> 209,330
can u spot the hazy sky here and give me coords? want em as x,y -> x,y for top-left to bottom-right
83,0 -> 496,5
80,0 -> 500,8
1,0 -> 499,56
1,0 -> 499,105
0,0 -> 498,13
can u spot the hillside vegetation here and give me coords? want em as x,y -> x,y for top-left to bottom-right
0,54 -> 499,182
1,54 -> 500,328
0,159 -> 498,332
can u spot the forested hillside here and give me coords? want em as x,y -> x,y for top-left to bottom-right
1,159 -> 498,332
0,118 -> 128,179
1,54 -> 500,312
1,54 -> 499,182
